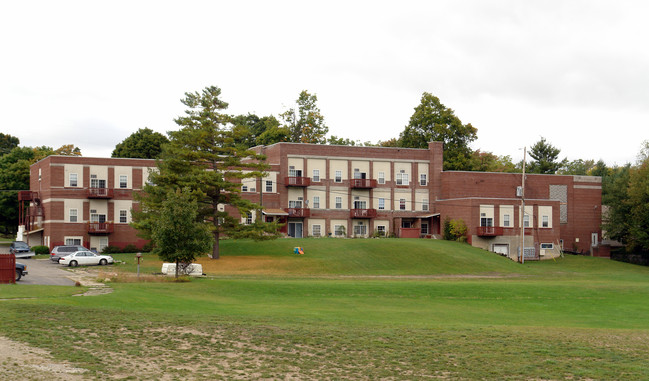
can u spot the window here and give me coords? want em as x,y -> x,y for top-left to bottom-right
523,214 -> 530,228
312,224 -> 321,237
334,225 -> 345,236
542,215 -> 549,228
377,225 -> 386,236
503,214 -> 510,227
288,168 -> 302,177
242,185 -> 248,192
69,209 -> 78,222
335,170 -> 342,183
335,197 -> 342,209
480,215 -> 494,227
266,181 -> 273,192
69,173 -> 78,187
289,200 -> 302,208
540,243 -> 554,250
396,173 -> 409,185
119,210 -> 128,223
378,198 -> 385,210
313,169 -> 320,182
119,175 -> 128,189
354,224 -> 367,236
245,212 -> 253,225
421,222 -> 429,235
65,237 -> 82,245
378,172 -> 385,184
422,199 -> 429,211
420,174 -> 427,186
400,199 -> 406,210
313,196 -> 320,209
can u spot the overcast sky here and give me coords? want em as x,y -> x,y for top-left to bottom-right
1,1 -> 647,166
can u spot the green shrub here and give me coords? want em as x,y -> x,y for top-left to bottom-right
32,245 -> 50,254
141,241 -> 154,252
443,217 -> 468,242
122,244 -> 138,253
101,245 -> 123,254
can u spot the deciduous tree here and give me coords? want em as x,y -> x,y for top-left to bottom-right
0,133 -> 20,156
399,92 -> 477,170
112,127 -> 169,159
280,90 -> 328,144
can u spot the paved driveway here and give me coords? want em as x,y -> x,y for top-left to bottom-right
15,258 -> 77,286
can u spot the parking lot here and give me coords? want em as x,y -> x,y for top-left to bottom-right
1,245 -> 77,286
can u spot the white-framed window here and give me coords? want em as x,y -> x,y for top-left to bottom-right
420,174 -> 427,186
542,215 -> 549,228
119,210 -> 128,223
313,196 -> 320,209
289,200 -> 302,208
242,185 -> 248,192
335,197 -> 342,209
377,225 -> 386,236
335,170 -> 342,183
69,209 -> 78,222
378,172 -> 385,184
313,169 -> 320,182
523,214 -> 530,228
334,225 -> 345,236
69,173 -> 78,187
540,243 -> 554,250
266,181 -> 273,192
245,212 -> 253,225
354,224 -> 367,236
396,173 -> 409,186
400,199 -> 406,210
312,224 -> 321,237
65,237 -> 82,245
422,199 -> 429,211
503,214 -> 511,227
378,198 -> 385,210
119,175 -> 128,189
421,222 -> 429,235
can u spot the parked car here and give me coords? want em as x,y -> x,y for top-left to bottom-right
10,241 -> 34,259
59,251 -> 114,267
50,245 -> 89,262
15,262 -> 27,281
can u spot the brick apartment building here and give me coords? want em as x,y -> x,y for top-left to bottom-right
19,141 -> 603,260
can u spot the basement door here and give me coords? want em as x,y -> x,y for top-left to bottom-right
288,222 -> 303,238
493,244 -> 509,256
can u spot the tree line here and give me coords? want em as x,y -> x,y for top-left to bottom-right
2,86 -> 648,258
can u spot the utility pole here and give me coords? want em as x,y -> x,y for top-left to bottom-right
520,147 -> 527,264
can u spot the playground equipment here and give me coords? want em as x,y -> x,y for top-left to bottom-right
293,247 -> 304,255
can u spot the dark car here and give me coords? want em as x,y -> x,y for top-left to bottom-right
50,245 -> 89,262
10,241 -> 34,259
15,262 -> 27,281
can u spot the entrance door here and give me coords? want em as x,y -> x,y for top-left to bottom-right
493,244 -> 509,256
288,222 -> 303,238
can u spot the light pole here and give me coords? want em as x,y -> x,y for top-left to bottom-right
520,147 -> 527,264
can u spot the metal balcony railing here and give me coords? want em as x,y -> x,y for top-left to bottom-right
285,208 -> 310,218
284,177 -> 311,187
87,188 -> 113,198
476,226 -> 504,236
88,222 -> 114,234
350,179 -> 377,188
350,209 -> 377,218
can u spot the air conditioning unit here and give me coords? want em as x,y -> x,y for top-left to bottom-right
298,197 -> 303,201
91,174 -> 97,179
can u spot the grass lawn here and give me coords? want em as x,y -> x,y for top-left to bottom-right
2,238 -> 649,379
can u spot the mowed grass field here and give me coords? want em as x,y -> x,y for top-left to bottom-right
2,238 -> 649,380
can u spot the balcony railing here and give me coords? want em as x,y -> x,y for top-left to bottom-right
284,177 -> 311,187
88,222 -> 114,234
285,208 -> 310,218
350,209 -> 377,218
350,179 -> 377,188
476,226 -> 504,237
87,188 -> 113,198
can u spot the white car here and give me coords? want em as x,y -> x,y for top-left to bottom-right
59,250 -> 114,267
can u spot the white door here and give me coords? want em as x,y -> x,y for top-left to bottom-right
493,244 -> 509,256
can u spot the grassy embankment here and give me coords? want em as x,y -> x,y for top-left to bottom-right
2,238 -> 649,380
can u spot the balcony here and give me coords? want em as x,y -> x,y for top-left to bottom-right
88,222 -> 114,234
350,209 -> 377,218
87,188 -> 113,198
350,179 -> 377,189
285,176 -> 311,187
476,226 -> 504,237
285,208 -> 310,218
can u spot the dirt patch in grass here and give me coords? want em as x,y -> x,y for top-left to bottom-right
0,336 -> 87,380
196,256 -> 300,275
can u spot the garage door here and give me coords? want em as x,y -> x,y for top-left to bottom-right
493,244 -> 509,256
